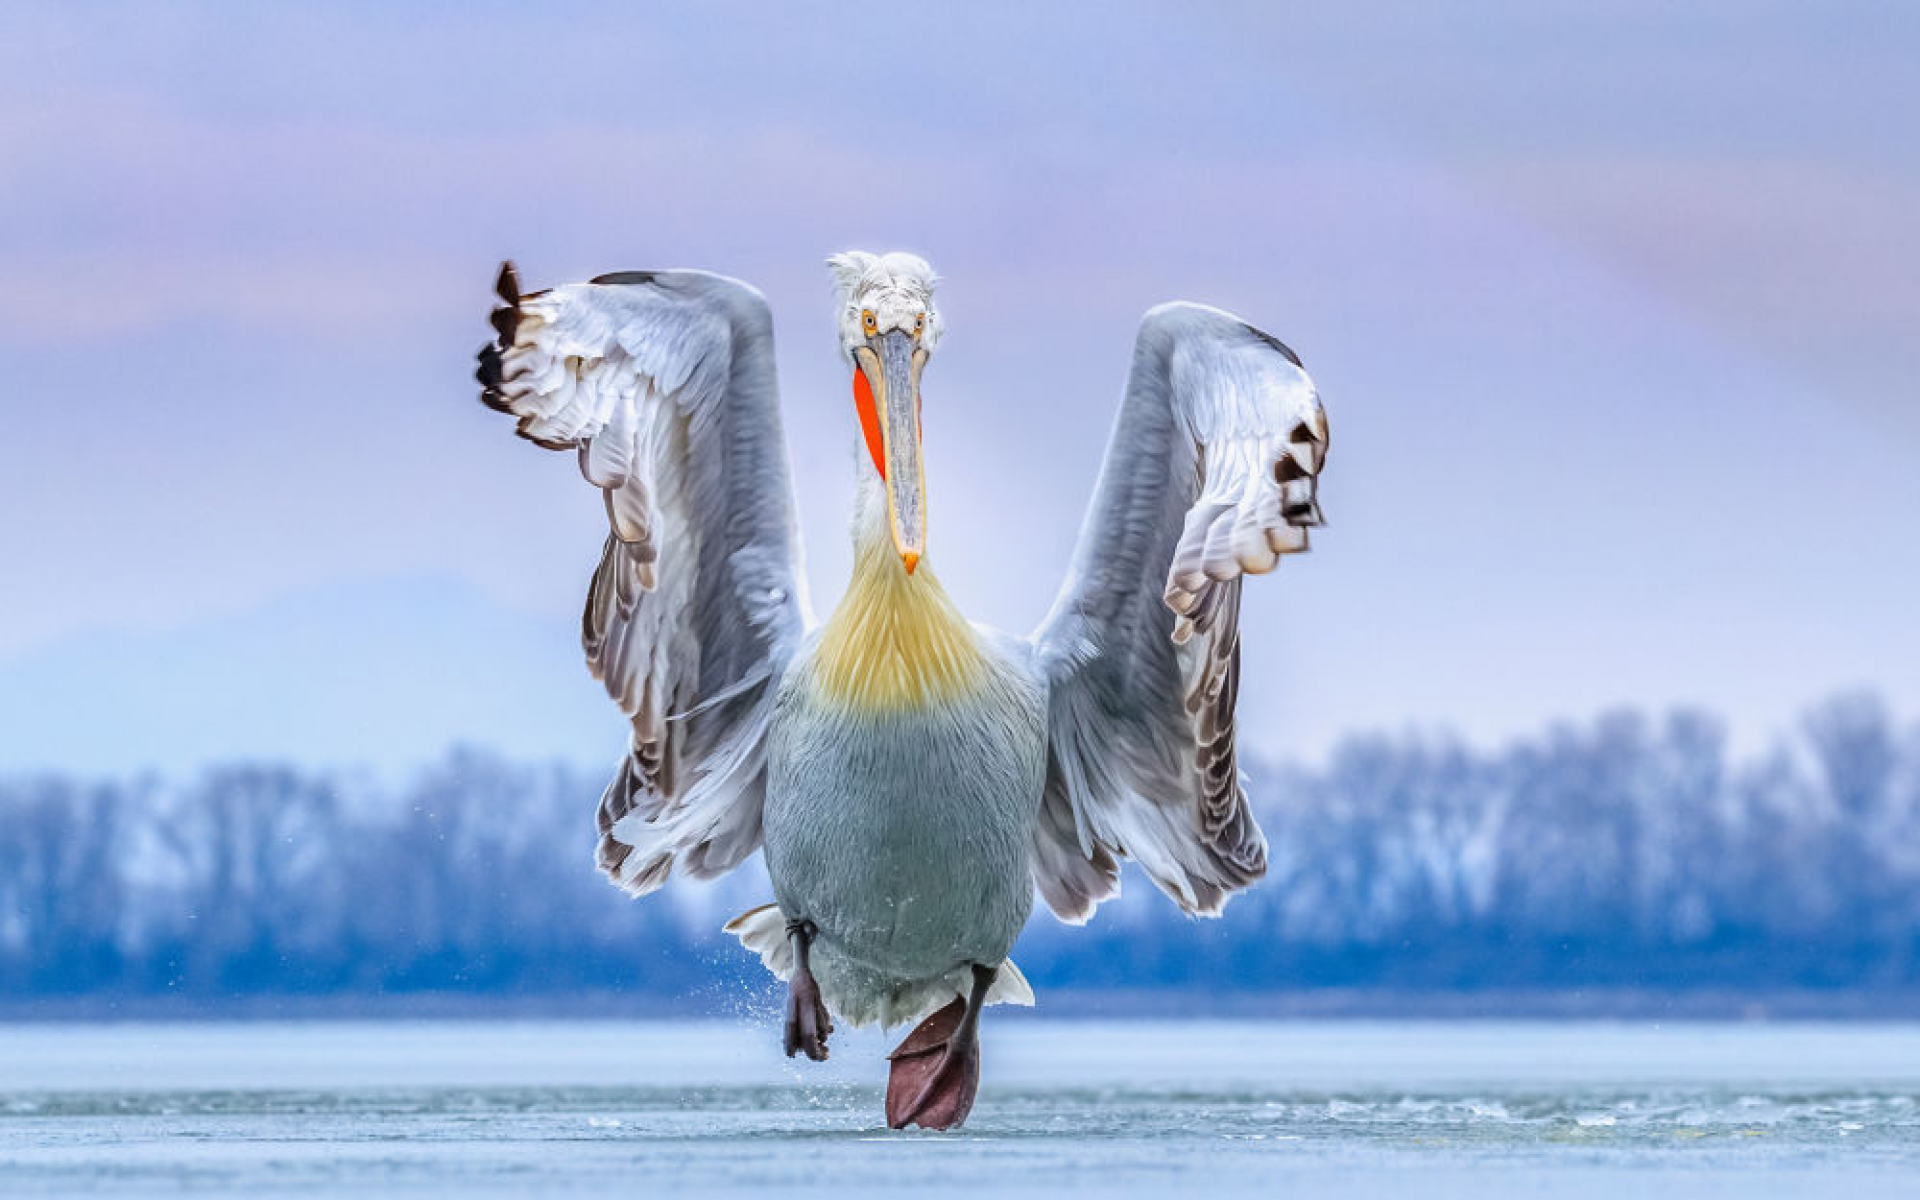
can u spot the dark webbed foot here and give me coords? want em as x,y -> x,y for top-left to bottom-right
885,964 -> 994,1130
783,970 -> 831,1061
782,919 -> 832,1061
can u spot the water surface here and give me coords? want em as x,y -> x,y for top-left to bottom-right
2,1019 -> 1916,1197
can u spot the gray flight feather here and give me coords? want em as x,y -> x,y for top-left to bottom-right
477,264 -> 808,894
1030,301 -> 1329,921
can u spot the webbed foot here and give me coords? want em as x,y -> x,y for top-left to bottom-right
782,919 -> 832,1061
885,964 -> 994,1130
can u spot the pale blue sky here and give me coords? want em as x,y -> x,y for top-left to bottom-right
1,2 -> 1915,772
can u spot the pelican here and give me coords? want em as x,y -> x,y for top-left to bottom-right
475,251 -> 1328,1129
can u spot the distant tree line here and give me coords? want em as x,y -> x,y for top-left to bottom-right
2,693 -> 1916,1006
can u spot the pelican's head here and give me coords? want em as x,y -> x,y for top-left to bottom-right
828,250 -> 942,574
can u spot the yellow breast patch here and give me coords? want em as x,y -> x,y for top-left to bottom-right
810,545 -> 987,711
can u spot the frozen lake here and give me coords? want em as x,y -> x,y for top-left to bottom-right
2,1018 -> 1917,1197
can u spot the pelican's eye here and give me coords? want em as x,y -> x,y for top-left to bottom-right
914,313 -> 925,337
862,310 -> 878,335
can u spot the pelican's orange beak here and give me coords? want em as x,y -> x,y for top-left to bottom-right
853,329 -> 927,574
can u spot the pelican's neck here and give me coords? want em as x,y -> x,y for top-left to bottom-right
811,470 -> 985,710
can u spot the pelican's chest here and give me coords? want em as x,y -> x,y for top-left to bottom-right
760,637 -> 1048,976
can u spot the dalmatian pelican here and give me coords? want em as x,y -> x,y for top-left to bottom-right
475,250 -> 1328,1129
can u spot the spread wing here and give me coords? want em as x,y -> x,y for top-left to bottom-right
477,262 -> 808,895
1029,302 -> 1329,920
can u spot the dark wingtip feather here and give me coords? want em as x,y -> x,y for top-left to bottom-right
1244,322 -> 1304,368
521,425 -> 574,452
476,345 -> 515,413
590,270 -> 661,287
489,303 -> 518,345
480,263 -> 522,412
1282,499 -> 1325,527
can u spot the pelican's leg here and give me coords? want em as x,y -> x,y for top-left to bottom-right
885,963 -> 993,1130
782,918 -> 832,1061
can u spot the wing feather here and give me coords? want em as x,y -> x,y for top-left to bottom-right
1030,302 -> 1329,920
477,261 -> 807,896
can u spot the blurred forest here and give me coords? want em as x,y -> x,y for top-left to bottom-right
3,692 -> 1917,1011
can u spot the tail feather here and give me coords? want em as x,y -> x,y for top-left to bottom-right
985,957 -> 1034,1007
722,903 -> 795,980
